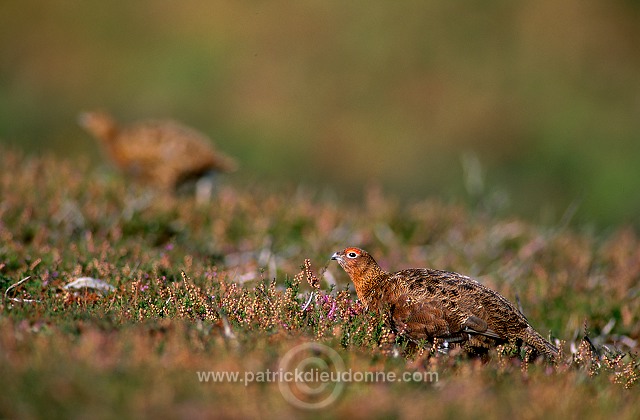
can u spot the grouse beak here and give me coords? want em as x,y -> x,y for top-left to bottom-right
330,251 -> 341,261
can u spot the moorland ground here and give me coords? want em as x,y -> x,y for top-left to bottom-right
0,149 -> 638,418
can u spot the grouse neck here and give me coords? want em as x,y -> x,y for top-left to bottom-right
97,125 -> 125,165
353,264 -> 387,308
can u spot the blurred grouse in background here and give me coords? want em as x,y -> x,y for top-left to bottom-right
78,110 -> 236,201
331,247 -> 558,360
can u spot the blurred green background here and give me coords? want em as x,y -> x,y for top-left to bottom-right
1,1 -> 639,228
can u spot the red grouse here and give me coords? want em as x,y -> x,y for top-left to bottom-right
331,247 -> 558,360
78,110 -> 236,200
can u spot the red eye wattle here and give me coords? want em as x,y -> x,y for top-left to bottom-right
345,248 -> 360,259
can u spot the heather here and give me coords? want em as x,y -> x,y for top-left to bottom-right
1,149 -> 638,418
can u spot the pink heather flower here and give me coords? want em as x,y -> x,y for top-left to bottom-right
327,301 -> 337,319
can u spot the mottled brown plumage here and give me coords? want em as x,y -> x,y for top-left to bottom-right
78,110 -> 236,194
331,247 -> 558,360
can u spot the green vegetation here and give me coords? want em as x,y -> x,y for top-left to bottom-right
1,1 -> 640,226
1,149 -> 638,418
2,2 -> 640,417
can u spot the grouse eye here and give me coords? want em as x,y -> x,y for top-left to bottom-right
347,251 -> 358,258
